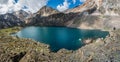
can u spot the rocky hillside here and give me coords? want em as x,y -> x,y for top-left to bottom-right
0,0 -> 120,30
25,5 -> 79,26
67,0 -> 120,15
66,0 -> 120,29
25,0 -> 120,30
13,10 -> 30,21
27,12 -> 79,26
99,0 -> 120,15
66,0 -> 101,13
0,26 -> 120,62
0,13 -> 24,29
0,10 -> 31,29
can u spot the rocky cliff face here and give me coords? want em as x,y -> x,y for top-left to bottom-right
66,0 -> 102,13
67,0 -> 120,16
66,0 -> 120,29
0,10 -> 30,29
26,6 -> 79,26
27,12 -> 79,26
25,6 -> 60,24
13,10 -> 30,21
0,13 -> 24,29
99,0 -> 120,15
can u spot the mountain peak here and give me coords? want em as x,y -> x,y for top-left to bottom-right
36,6 -> 59,16
66,0 -> 102,13
67,0 -> 120,16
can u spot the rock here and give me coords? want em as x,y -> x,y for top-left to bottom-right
11,52 -> 26,62
96,38 -> 103,43
84,38 -> 93,44
19,50 -> 37,62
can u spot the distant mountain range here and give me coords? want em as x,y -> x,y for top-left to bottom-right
0,0 -> 120,29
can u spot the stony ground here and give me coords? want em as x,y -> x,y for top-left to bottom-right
0,27 -> 120,62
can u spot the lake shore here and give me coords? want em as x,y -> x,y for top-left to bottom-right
0,27 -> 120,62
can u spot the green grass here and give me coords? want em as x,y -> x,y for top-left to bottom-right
0,26 -> 50,54
0,27 -> 22,36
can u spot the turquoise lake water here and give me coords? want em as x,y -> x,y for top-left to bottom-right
15,26 -> 109,52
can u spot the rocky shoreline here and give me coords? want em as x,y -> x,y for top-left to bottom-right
0,27 -> 120,62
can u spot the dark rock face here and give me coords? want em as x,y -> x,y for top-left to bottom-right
11,52 -> 26,62
0,10 -> 30,29
25,6 -> 66,26
27,12 -> 79,26
0,6 -> 59,29
0,13 -> 24,29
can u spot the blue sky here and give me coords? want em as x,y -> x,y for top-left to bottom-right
47,0 -> 83,9
14,0 -> 84,9
0,0 -> 85,14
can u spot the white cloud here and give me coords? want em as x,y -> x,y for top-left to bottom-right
0,0 -> 9,4
18,0 -> 48,13
0,0 -> 15,14
72,0 -> 76,4
0,5 -> 8,14
0,0 -> 48,14
80,0 -> 86,2
57,0 -> 70,12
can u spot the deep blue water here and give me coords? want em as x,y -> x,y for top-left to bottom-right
15,26 -> 109,52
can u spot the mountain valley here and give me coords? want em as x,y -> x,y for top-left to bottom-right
0,0 -> 120,62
